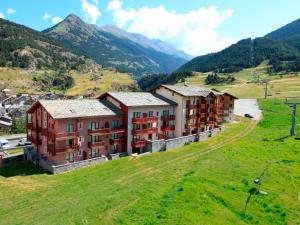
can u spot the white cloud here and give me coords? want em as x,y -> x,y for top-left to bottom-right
107,1 -> 236,56
42,13 -> 52,20
51,16 -> 63,24
0,12 -> 4,19
107,0 -> 122,11
81,0 -> 101,24
7,8 -> 16,14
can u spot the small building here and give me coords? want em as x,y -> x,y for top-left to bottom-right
99,92 -> 177,154
27,99 -> 125,165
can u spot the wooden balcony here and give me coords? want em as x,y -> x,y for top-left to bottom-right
88,127 -> 125,136
132,117 -> 158,124
161,125 -> 175,132
88,141 -> 105,149
109,138 -> 123,145
161,115 -> 175,121
132,140 -> 147,148
54,131 -> 79,140
111,127 -> 125,134
55,144 -> 79,154
132,127 -> 158,135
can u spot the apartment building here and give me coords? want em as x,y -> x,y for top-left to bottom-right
153,85 -> 224,136
213,90 -> 237,123
99,92 -> 177,154
27,99 -> 125,165
26,86 -> 236,167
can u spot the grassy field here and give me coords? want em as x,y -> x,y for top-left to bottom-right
178,62 -> 300,99
0,99 -> 300,225
0,67 -> 135,96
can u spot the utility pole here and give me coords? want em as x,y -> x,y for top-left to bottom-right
285,98 -> 300,137
261,79 -> 270,99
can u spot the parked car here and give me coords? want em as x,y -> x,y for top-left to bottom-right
17,138 -> 31,146
244,113 -> 254,118
0,139 -> 10,149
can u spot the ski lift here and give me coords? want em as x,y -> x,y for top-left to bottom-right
295,124 -> 300,140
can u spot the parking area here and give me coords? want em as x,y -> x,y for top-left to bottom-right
234,99 -> 262,120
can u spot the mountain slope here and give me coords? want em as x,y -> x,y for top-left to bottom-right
266,19 -> 300,40
0,18 -> 91,70
99,25 -> 192,60
177,18 -> 300,74
43,14 -> 188,76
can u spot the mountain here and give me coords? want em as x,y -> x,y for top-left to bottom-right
177,18 -> 300,74
99,25 -> 192,60
43,14 -> 189,76
0,18 -> 91,71
266,19 -> 300,41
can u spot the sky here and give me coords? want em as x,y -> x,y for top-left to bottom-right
1,0 -> 300,56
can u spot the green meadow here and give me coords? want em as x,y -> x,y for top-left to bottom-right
0,99 -> 299,225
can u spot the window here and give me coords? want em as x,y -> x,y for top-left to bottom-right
90,135 -> 100,143
133,112 -> 141,118
66,138 -> 74,147
134,124 -> 141,130
148,111 -> 154,118
78,149 -> 83,157
148,123 -> 154,128
89,148 -> 100,158
112,145 -> 118,154
112,133 -> 119,139
43,111 -> 47,128
112,120 -> 118,129
89,122 -> 100,130
78,122 -> 83,130
66,124 -> 75,132
66,152 -> 74,163
163,110 -> 169,116
79,136 -> 84,143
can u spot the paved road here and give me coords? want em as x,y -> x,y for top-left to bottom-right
234,99 -> 262,120
0,133 -> 28,152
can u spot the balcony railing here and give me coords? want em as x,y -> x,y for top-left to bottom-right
110,138 -> 123,145
161,115 -> 175,121
132,140 -> 147,148
88,141 -> 105,149
132,127 -> 158,135
161,125 -> 175,132
55,144 -> 79,154
132,117 -> 158,124
88,127 -> 125,136
54,131 -> 80,140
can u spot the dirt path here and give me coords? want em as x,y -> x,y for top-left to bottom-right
117,119 -> 259,184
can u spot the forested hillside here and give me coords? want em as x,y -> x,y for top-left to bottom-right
176,18 -> 300,75
0,18 -> 90,71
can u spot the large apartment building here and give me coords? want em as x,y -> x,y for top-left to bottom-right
27,99 -> 125,165
26,86 -> 236,166
99,92 -> 177,154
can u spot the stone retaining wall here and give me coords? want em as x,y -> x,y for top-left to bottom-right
147,126 -> 224,153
